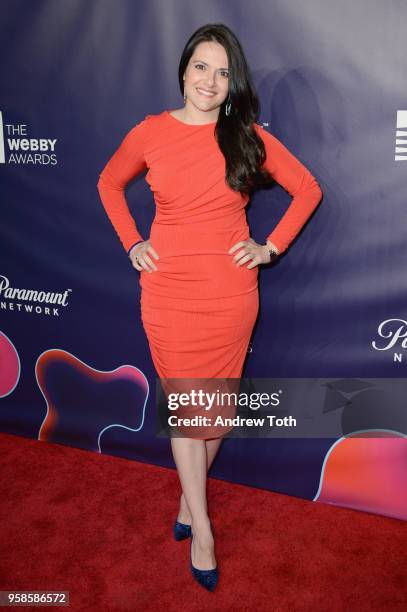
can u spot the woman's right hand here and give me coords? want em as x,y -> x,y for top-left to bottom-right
129,239 -> 159,273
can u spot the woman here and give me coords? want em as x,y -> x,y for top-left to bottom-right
97,23 -> 323,591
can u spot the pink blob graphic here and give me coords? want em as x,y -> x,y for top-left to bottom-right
315,433 -> 407,521
36,349 -> 149,452
0,331 -> 21,397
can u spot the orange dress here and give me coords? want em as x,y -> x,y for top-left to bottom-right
97,110 -> 322,436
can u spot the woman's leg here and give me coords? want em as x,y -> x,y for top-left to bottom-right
207,437 -> 224,468
177,437 -> 223,523
171,437 -> 220,569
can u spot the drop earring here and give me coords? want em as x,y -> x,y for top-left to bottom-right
183,86 -> 187,105
225,94 -> 232,116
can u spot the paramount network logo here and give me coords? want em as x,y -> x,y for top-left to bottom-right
0,110 -> 58,165
372,318 -> 407,362
0,274 -> 71,316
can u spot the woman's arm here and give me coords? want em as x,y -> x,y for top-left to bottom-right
97,118 -> 149,254
254,123 -> 323,255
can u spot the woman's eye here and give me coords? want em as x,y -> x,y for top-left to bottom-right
194,64 -> 228,78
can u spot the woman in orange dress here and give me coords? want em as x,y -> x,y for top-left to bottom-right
97,23 -> 323,591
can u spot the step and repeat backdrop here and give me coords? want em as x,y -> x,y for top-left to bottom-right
1,0 -> 406,520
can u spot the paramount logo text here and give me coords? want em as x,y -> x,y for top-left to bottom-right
372,318 -> 407,363
0,275 -> 71,316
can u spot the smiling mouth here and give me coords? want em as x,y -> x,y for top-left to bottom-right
196,88 -> 216,97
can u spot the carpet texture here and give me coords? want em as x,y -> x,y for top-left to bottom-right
0,432 -> 405,611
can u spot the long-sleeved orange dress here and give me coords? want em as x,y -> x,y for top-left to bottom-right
97,110 -> 322,436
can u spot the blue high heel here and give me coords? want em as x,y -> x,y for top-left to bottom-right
173,519 -> 192,541
190,531 -> 218,591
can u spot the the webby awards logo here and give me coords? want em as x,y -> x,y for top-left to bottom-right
395,110 -> 407,160
0,110 -> 57,165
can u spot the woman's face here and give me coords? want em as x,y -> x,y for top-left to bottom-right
183,40 -> 229,115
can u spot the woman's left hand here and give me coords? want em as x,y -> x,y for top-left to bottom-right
228,237 -> 280,269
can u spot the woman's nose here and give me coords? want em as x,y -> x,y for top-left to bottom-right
204,72 -> 216,86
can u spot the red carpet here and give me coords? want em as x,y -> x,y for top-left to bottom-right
0,432 -> 405,611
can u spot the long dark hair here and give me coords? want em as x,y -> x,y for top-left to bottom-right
177,23 -> 274,196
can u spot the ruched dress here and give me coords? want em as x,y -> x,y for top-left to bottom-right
97,110 -> 322,438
